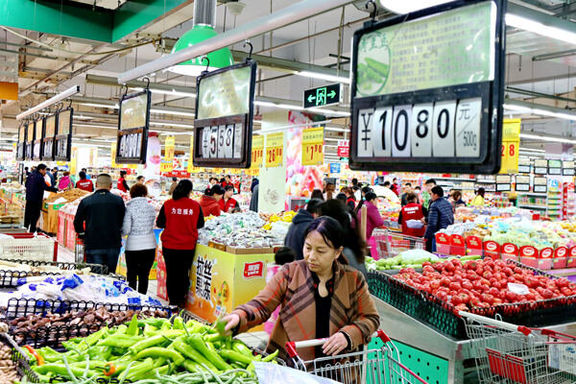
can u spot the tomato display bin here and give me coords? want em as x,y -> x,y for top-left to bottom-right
553,257 -> 568,269
519,256 -> 553,270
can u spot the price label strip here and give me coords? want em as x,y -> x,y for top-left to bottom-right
549,159 -> 562,176
265,132 -> 284,168
515,175 -> 530,192
302,127 -> 324,166
496,175 -> 511,192
534,159 -> 548,175
563,161 -> 575,176
534,177 -> 548,194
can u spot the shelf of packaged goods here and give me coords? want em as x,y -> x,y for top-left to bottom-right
519,192 -> 548,197
436,177 -> 477,182
518,204 -> 547,210
475,180 -> 496,184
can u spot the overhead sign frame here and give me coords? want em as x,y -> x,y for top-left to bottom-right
17,123 -> 26,161
349,0 -> 506,174
54,108 -> 74,162
32,116 -> 43,161
116,89 -> 151,164
25,120 -> 35,160
42,113 -> 57,161
193,60 -> 257,169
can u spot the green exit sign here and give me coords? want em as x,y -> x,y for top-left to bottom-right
303,83 -> 341,108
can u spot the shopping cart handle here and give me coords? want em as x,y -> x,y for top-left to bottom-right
376,329 -> 391,343
287,330 -> 391,355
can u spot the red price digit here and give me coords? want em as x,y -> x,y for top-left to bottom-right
501,145 -> 505,157
509,144 -> 515,157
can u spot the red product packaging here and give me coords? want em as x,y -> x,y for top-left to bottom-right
501,243 -> 519,262
435,233 -> 452,256
483,240 -> 500,260
567,247 -> 576,268
465,236 -> 483,256
450,234 -> 466,256
553,247 -> 568,269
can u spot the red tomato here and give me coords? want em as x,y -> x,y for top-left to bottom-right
462,281 -> 474,291
481,294 -> 495,305
541,289 -> 554,299
451,295 -> 462,305
449,282 -> 462,291
423,266 -> 435,274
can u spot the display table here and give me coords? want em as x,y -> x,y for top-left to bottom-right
185,244 -> 275,325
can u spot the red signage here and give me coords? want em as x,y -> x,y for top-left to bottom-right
466,236 -> 482,250
555,247 -> 568,258
337,140 -> 349,158
243,262 -> 264,279
519,246 -> 537,258
435,233 -> 451,245
483,241 -> 500,260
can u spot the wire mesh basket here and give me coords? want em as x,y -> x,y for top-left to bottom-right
371,228 -> 426,259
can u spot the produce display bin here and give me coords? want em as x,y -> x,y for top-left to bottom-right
184,244 -> 275,326
0,233 -> 58,261
368,260 -> 576,341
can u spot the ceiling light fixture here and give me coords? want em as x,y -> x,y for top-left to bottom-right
503,103 -> 576,121
520,133 -> 576,145
135,87 -> 197,98
295,71 -> 350,84
378,0 -> 451,14
506,13 -> 576,46
150,108 -> 196,117
78,102 -> 119,109
254,101 -> 351,117
152,121 -> 195,129
17,86 -> 80,120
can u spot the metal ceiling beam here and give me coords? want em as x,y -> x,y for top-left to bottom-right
508,3 -> 576,35
532,48 -> 576,62
118,0 -> 356,83
506,86 -> 576,104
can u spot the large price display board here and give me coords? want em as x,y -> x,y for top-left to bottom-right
33,118 -> 43,161
194,61 -> 257,168
55,108 -> 73,161
42,114 -> 56,161
350,0 -> 506,173
17,124 -> 26,161
116,90 -> 151,164
25,121 -> 34,160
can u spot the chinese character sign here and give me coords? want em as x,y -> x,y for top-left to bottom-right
251,135 -> 264,168
195,256 -> 213,302
500,119 -> 520,174
161,136 -> 175,173
302,127 -> 324,166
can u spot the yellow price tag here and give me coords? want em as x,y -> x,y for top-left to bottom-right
251,135 -> 264,168
500,119 -> 521,174
265,133 -> 284,168
302,127 -> 324,166
187,135 -> 195,173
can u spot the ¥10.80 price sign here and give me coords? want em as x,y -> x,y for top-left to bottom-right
357,98 -> 482,159
350,0 -> 505,174
302,127 -> 324,166
265,132 -> 284,168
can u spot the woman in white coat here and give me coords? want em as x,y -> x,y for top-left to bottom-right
122,184 -> 157,294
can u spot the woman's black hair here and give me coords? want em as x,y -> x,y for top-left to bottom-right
224,185 -> 235,192
335,193 -> 347,204
310,189 -> 324,201
318,200 -> 365,263
173,179 -> 193,200
275,247 -> 296,265
364,192 -> 377,201
205,184 -> 225,196
120,170 -> 127,177
477,187 -> 486,197
361,186 -> 373,194
304,217 -> 348,265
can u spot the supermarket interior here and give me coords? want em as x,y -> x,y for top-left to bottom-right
2,0 -> 576,383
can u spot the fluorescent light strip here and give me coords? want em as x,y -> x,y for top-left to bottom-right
135,87 -> 196,98
519,147 -> 546,153
254,101 -> 351,117
79,102 -> 119,109
150,108 -> 196,117
503,104 -> 576,121
520,133 -> 576,144
152,121 -> 195,129
295,71 -> 350,84
325,126 -> 349,133
506,13 -> 576,46
75,123 -> 117,130
17,86 -> 80,120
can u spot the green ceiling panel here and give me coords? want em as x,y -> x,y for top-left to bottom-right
0,0 -> 113,42
112,0 -> 189,42
0,0 -> 190,43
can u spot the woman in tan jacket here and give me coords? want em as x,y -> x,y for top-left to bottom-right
224,217 -> 380,362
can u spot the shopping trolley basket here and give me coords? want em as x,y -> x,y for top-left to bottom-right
285,330 -> 427,384
371,229 -> 426,259
461,311 -> 576,384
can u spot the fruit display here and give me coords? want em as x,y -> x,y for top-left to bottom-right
393,258 -> 576,312
44,188 -> 89,204
21,315 -> 277,383
454,206 -> 532,223
366,252 -> 481,271
439,217 -> 576,250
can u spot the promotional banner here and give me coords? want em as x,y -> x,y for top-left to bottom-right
500,119 -> 521,174
265,132 -> 284,168
252,135 -> 264,168
302,127 -> 324,166
142,134 -> 162,197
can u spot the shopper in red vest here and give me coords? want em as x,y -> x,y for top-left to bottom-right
398,192 -> 426,237
156,179 -> 205,307
117,170 -> 129,193
199,184 -> 224,217
76,171 -> 94,192
219,185 -> 240,213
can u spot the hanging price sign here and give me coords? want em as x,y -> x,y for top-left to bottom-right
563,161 -> 575,176
350,0 -> 505,174
548,159 -> 562,176
54,108 -> 73,161
161,136 -> 175,173
515,175 -> 530,192
496,175 -> 511,192
534,177 -> 548,193
302,127 -> 324,166
518,157 -> 531,174
265,132 -> 284,168
251,135 -> 264,168
116,89 -> 150,164
500,119 -> 520,174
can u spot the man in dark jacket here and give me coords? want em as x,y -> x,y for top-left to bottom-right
284,199 -> 323,260
424,186 -> 454,252
24,164 -> 58,233
74,174 -> 125,274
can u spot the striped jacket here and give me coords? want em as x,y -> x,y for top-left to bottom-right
232,260 -> 380,362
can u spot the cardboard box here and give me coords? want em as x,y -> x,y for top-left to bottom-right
226,246 -> 275,255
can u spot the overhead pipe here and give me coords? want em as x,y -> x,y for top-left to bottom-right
118,0 -> 355,84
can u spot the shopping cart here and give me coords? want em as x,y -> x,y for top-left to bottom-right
371,228 -> 426,259
0,232 -> 58,261
461,311 -> 576,384
285,330 -> 427,384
